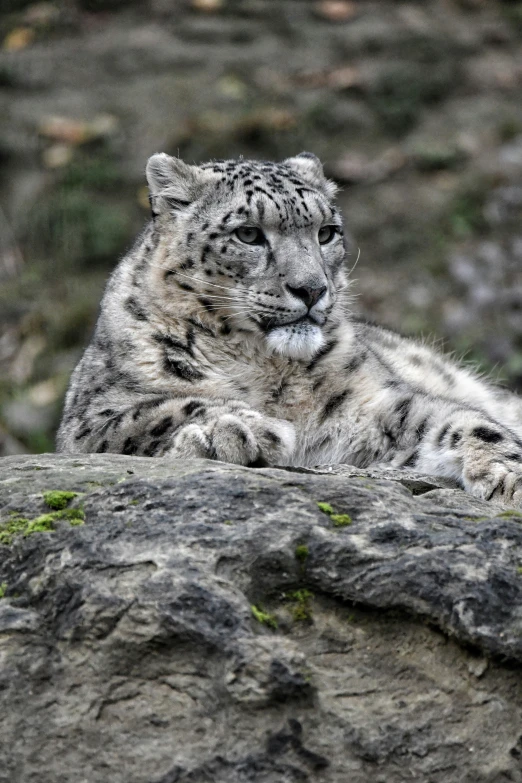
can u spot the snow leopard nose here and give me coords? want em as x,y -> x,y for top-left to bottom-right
286,284 -> 327,309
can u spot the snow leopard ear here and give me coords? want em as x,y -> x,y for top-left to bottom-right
146,153 -> 215,216
284,152 -> 338,199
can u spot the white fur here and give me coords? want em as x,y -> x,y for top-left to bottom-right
265,324 -> 325,360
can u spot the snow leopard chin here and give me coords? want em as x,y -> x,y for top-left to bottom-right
265,323 -> 325,361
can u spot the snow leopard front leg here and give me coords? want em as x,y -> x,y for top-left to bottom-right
368,389 -> 522,508
166,399 -> 296,466
417,410 -> 522,507
61,395 -> 295,467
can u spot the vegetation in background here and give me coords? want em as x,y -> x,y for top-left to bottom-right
0,0 -> 521,456
26,152 -> 132,270
502,2 -> 522,35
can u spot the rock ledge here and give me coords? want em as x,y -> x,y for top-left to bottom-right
1,454 -> 522,783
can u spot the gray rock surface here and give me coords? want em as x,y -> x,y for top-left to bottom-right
1,453 -> 522,782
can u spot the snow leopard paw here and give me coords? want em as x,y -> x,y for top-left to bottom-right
463,461 -> 522,509
168,410 -> 296,467
462,430 -> 522,508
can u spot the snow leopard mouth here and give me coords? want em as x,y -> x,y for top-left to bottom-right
261,313 -> 325,332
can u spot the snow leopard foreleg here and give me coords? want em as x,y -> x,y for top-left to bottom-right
64,395 -> 295,467
371,390 -> 522,507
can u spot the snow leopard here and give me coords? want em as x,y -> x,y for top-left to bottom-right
57,151 -> 522,508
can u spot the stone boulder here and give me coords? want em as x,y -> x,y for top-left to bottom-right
1,454 -> 522,782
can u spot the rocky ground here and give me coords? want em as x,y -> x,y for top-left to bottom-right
1,453 -> 522,782
0,0 -> 522,454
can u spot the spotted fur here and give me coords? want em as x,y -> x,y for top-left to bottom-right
57,152 -> 522,508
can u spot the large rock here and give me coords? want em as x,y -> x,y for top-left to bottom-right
1,454 -> 522,782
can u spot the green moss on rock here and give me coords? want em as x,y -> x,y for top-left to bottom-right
331,513 -> 352,527
251,604 -> 278,629
0,508 -> 85,545
497,510 -> 522,520
317,502 -> 334,515
43,490 -> 79,510
295,544 -> 309,562
0,517 -> 31,544
287,589 -> 314,622
317,502 -> 352,527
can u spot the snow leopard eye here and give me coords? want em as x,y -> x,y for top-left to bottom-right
235,227 -> 265,245
318,226 -> 337,245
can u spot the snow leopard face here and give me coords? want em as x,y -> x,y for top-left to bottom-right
146,152 -> 349,360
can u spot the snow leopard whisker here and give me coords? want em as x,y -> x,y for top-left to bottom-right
196,306 -> 265,321
346,247 -> 361,276
205,307 -> 256,315
147,263 -> 254,295
194,293 -> 251,303
200,295 -> 286,311
175,271 -> 253,295
198,301 -> 255,311
219,306 -> 270,321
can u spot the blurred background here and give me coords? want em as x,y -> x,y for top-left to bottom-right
0,0 -> 521,455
